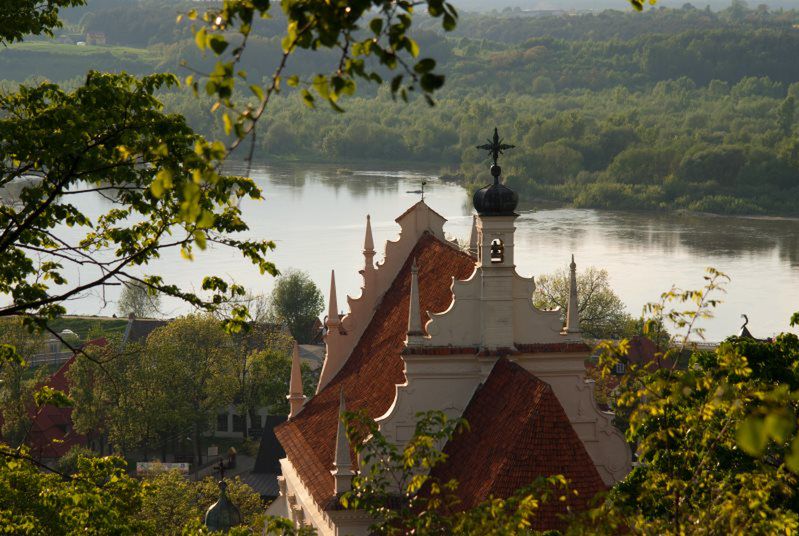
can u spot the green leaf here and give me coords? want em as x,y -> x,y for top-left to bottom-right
151,168 -> 173,198
194,27 -> 207,51
786,436 -> 799,473
737,416 -> 768,456
208,34 -> 228,55
407,38 -> 420,58
414,58 -> 436,74
222,112 -> 232,136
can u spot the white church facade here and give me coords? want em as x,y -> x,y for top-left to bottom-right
267,130 -> 632,534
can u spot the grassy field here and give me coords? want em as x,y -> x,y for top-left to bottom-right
47,316 -> 129,342
0,40 -> 162,81
7,41 -> 160,61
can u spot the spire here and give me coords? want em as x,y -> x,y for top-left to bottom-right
469,214 -> 478,257
287,342 -> 306,418
407,258 -> 424,346
332,389 -> 354,494
364,214 -> 375,254
326,270 -> 340,329
363,214 -> 376,277
563,254 -> 581,335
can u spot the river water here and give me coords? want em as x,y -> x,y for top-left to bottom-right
16,162 -> 799,341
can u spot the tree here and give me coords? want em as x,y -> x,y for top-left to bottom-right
533,266 -> 632,339
231,325 -> 293,429
0,1 -> 85,45
0,453 -> 151,535
141,315 -> 237,466
579,271 -> 799,534
267,269 -> 324,343
0,317 -> 42,447
117,282 -> 161,318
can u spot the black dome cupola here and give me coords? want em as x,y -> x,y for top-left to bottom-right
472,127 -> 518,216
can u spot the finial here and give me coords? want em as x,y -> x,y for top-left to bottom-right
406,180 -> 427,201
327,270 -> 340,328
468,215 -> 478,257
476,126 -> 516,178
563,254 -> 581,335
364,214 -> 375,255
407,258 -> 424,345
332,388 -> 354,494
472,128 -> 519,215
287,342 -> 306,418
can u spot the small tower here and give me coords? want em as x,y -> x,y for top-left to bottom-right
204,480 -> 242,533
287,342 -> 306,419
473,127 -> 519,350
406,258 -> 424,347
563,255 -> 581,335
331,389 -> 355,495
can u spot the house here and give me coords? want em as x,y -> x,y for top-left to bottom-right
267,135 -> 631,534
84,32 -> 107,45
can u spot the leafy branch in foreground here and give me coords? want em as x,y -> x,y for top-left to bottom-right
184,0 -> 458,164
578,268 -> 799,534
0,71 -> 277,353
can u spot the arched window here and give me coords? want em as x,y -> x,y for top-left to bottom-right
490,239 -> 504,263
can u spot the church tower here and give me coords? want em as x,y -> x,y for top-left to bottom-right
472,128 -> 519,350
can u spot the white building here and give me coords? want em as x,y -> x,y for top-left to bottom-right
267,131 -> 631,534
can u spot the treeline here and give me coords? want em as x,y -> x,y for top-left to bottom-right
4,3 -> 799,214
159,76 -> 799,215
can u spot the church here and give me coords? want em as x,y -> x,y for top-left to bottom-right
267,130 -> 632,534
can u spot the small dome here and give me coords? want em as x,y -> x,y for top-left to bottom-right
472,164 -> 518,216
204,481 -> 242,532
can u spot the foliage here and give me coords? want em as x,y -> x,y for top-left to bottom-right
0,449 -> 304,535
184,0 -> 458,161
0,451 -> 150,535
578,270 -> 799,534
117,282 -> 162,318
533,265 -> 632,339
68,315 -> 304,461
230,324 -> 314,421
266,269 -> 324,343
140,470 -> 267,534
0,0 -> 85,45
0,317 -> 42,446
0,70 -> 274,347
54,444 -> 98,476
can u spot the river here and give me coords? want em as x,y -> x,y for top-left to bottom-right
18,162 -> 799,341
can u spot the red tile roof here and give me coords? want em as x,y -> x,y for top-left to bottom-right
431,358 -> 606,530
274,232 -> 476,506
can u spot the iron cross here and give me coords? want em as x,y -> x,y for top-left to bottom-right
406,180 -> 427,201
477,127 -> 515,166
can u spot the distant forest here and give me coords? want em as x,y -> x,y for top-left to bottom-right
3,1 -> 799,215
